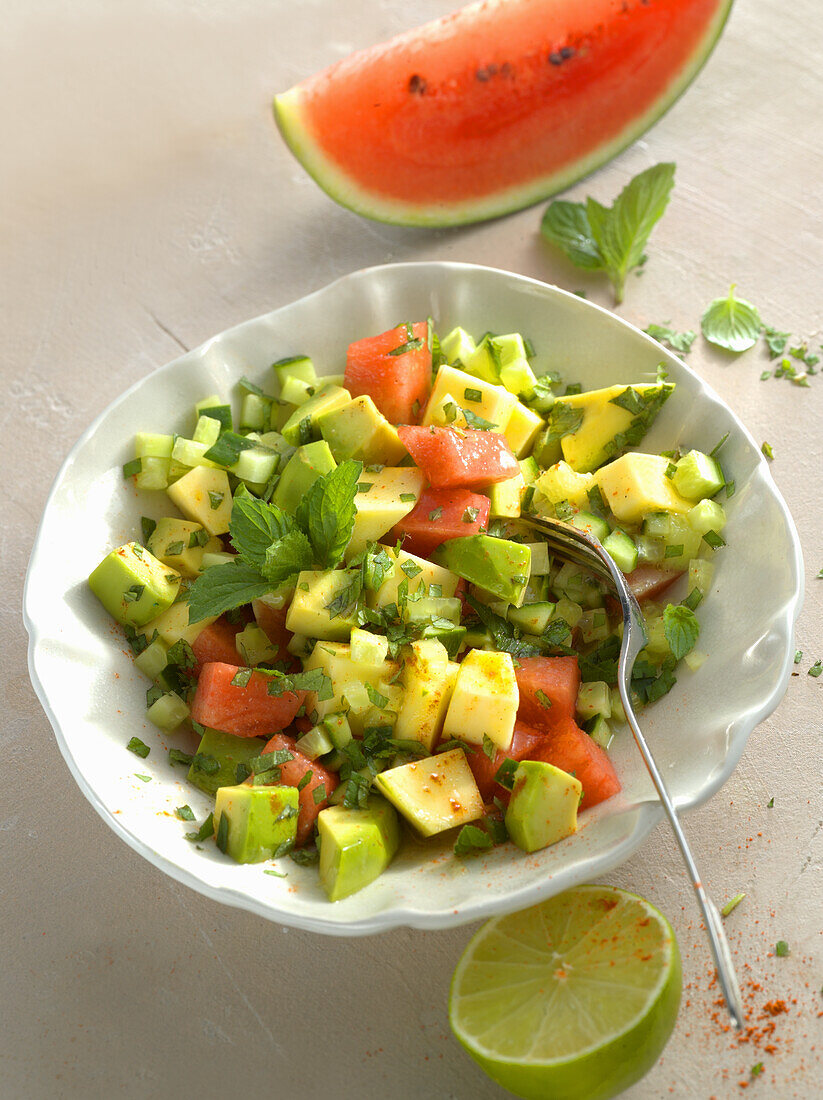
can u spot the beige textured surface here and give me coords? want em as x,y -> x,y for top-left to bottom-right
3,1 -> 821,1096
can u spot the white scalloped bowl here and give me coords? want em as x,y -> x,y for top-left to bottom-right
24,263 -> 803,936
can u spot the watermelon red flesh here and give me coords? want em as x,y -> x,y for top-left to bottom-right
397,425 -> 519,488
515,656 -> 581,732
191,617 -> 243,675
251,599 -> 292,662
626,565 -> 684,602
462,721 -> 548,804
524,716 -> 621,810
389,487 -> 491,556
190,663 -> 305,738
345,323 -> 431,424
274,0 -> 733,226
262,733 -> 339,845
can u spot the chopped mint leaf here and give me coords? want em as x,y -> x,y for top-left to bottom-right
264,667 -> 334,701
230,667 -> 253,688
663,604 -> 700,660
751,1063 -> 764,1078
462,506 -> 480,523
191,753 -> 219,775
494,757 -> 518,791
702,530 -> 726,549
365,683 -> 389,709
428,506 -> 443,521
760,370 -> 772,381
808,660 -> 822,678
794,649 -> 803,664
816,567 -> 823,579
295,459 -> 363,568
127,737 -> 150,759
188,529 -> 209,549
186,559 -> 271,623
400,560 -> 423,579
185,813 -> 214,842
399,492 -> 417,503
123,458 -> 142,479
454,824 -> 494,856
767,797 -> 775,808
544,401 -> 585,445
165,540 -> 185,556
709,433 -> 730,457
535,689 -> 553,710
632,654 -> 677,704
481,734 -> 497,761
464,387 -> 483,403
312,783 -> 327,806
461,407 -> 497,430
387,336 -> 424,356
175,805 -> 195,821
761,441 -> 774,460
357,482 -> 373,494
763,326 -> 789,358
264,868 -> 288,878
134,773 -> 151,783
664,544 -> 684,559
141,517 -> 157,543
208,490 -> 224,510
168,748 -> 193,767
215,813 -> 229,853
720,892 -> 745,918
643,323 -> 696,354
701,286 -> 762,352
775,940 -> 790,957
166,638 -> 196,670
296,771 -> 312,792
203,431 -> 257,467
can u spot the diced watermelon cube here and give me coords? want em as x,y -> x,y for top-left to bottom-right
515,656 -> 581,732
262,733 -> 339,846
524,716 -> 621,810
191,617 -> 244,675
389,487 -> 491,557
397,425 -> 519,488
344,322 -> 431,424
190,662 -> 305,738
462,721 -> 548,803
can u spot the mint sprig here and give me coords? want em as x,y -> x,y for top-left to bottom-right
541,163 -> 675,303
186,459 -> 363,622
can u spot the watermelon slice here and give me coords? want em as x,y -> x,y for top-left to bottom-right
273,0 -> 733,226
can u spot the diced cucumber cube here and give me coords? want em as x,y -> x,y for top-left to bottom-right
673,450 -> 725,501
146,691 -> 189,732
644,616 -> 671,656
688,558 -> 715,594
135,432 -> 174,459
342,681 -> 371,715
602,529 -> 638,574
635,535 -> 666,564
404,596 -> 462,627
239,393 -> 270,432
588,714 -> 614,750
554,597 -> 583,630
350,628 -> 389,666
499,359 -> 538,399
287,633 -> 311,658
642,512 -> 671,539
279,375 -> 315,406
576,681 -> 612,720
552,561 -> 604,608
610,688 -> 627,724
687,499 -> 727,536
272,355 -> 317,388
578,609 -> 610,644
440,326 -> 477,367
507,602 -> 554,636
171,436 -> 218,470
235,623 -> 279,666
524,542 -> 551,576
133,638 -> 169,681
571,511 -> 610,542
322,713 -> 353,750
684,649 -> 708,671
135,456 -> 171,491
295,726 -> 335,760
192,415 -> 220,447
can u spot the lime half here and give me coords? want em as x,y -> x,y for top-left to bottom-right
449,885 -> 682,1100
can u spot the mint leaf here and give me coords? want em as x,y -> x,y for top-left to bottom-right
644,323 -> 696,354
540,201 -> 604,270
262,528 -> 314,585
663,603 -> 700,660
296,459 -> 363,567
701,286 -> 762,352
544,401 -> 584,444
586,163 -> 675,303
230,492 -> 293,568
186,559 -> 271,623
454,824 -> 494,857
763,325 -> 789,358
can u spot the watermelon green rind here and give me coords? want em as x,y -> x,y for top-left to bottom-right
274,0 -> 734,227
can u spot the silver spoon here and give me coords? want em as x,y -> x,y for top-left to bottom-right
520,513 -> 744,1031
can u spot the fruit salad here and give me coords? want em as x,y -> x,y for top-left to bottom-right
89,321 -> 728,901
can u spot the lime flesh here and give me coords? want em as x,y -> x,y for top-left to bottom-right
449,885 -> 682,1100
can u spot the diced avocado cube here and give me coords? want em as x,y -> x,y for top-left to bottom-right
374,748 -> 484,837
368,545 -> 459,609
285,570 -> 360,641
347,468 -> 426,558
302,641 -> 399,733
272,440 -> 337,514
280,383 -> 351,445
404,595 -> 462,627
552,382 -> 674,473
505,760 -> 582,853
214,784 -> 299,863
317,395 -> 407,466
673,450 -> 725,501
138,600 -> 215,648
595,454 -> 692,524
602,528 -> 638,573
442,648 -> 518,751
166,466 -> 233,535
422,364 -> 516,433
534,461 -> 595,511
432,535 -> 531,606
317,798 -> 401,901
148,517 -> 213,578
393,639 -> 459,752
234,623 -> 280,666
188,727 -> 266,797
89,543 -> 180,627
504,401 -> 544,458
488,473 -> 525,519
439,326 -> 477,367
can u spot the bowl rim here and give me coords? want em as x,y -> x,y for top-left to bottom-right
23,261 -> 805,936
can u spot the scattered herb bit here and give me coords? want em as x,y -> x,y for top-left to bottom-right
428,506 -> 443,522
312,784 -> 327,806
808,660 -> 822,678
766,797 -> 774,808
454,824 -> 494,856
540,163 -> 675,303
461,407 -> 497,430
168,748 -> 193,768
794,649 -> 803,664
191,753 -> 219,775
123,584 -> 145,603
763,326 -> 789,359
127,737 -> 150,759
296,771 -> 312,792
721,892 -> 746,918
761,441 -> 774,460
663,604 -> 700,660
709,432 -> 730,458
165,540 -> 185,556
141,517 -> 157,543
701,286 -> 762,352
134,773 -> 151,783
400,560 -> 423,579
230,667 -> 253,688
215,813 -> 229,854
185,813 -> 214,842
264,868 -> 288,878
751,1063 -> 764,1078
664,544 -> 684,559
464,387 -> 483,403
643,323 -> 696,354
702,530 -> 726,550
357,482 -> 373,494
775,940 -> 790,957
481,734 -> 497,762
289,847 -> 319,866
535,689 -> 553,710
203,431 -> 257,467
399,492 -> 417,503
175,805 -> 196,821
463,506 -> 480,523
816,567 -> 823,579
494,757 -> 519,791
760,370 -> 772,381
122,458 -> 142,478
